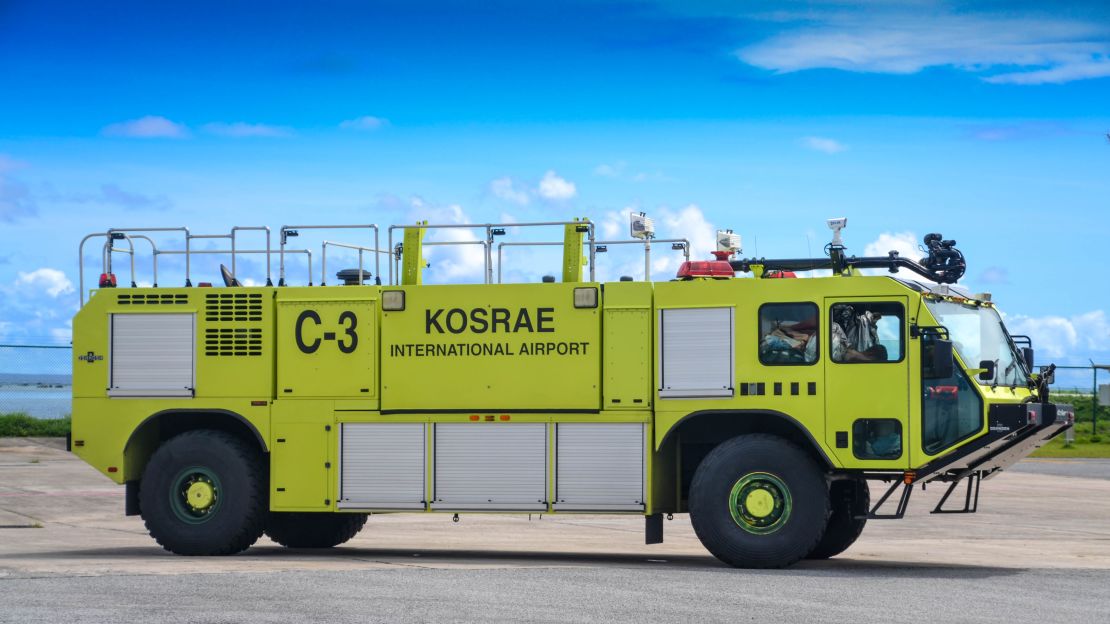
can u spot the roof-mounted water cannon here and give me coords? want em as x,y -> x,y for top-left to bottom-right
630,212 -> 655,240
920,233 -> 966,283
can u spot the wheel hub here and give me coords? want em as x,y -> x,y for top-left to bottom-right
186,480 -> 215,511
170,467 -> 222,524
728,472 -> 792,535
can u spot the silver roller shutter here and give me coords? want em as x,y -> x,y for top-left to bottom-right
109,313 -> 194,397
659,307 -> 734,398
555,423 -> 644,511
433,423 -> 547,510
339,423 -> 426,509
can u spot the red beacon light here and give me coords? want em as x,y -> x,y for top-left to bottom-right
676,250 -> 735,280
98,273 -> 117,288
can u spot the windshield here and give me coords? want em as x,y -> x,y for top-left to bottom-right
924,298 -> 1028,388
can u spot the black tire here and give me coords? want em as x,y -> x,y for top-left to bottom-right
807,478 -> 869,560
139,430 -> 266,556
265,512 -> 368,548
689,434 -> 829,568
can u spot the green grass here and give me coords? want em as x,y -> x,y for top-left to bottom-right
1032,424 -> 1110,458
1031,396 -> 1110,458
0,413 -> 71,437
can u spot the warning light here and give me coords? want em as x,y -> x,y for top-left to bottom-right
469,415 -> 480,421
107,466 -> 118,473
499,414 -> 511,421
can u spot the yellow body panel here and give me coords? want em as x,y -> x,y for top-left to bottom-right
70,271 -> 1030,514
379,282 -> 600,411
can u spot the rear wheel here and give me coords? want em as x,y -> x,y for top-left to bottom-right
139,430 -> 266,555
807,478 -> 869,559
689,434 -> 829,568
265,512 -> 368,548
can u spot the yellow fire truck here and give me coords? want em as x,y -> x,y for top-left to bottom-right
70,217 -> 1071,568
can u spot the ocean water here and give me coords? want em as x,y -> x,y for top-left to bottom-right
0,385 -> 72,419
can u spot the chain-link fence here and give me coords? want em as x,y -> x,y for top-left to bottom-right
0,345 -> 72,419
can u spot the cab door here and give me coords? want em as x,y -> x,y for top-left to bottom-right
823,296 -> 910,469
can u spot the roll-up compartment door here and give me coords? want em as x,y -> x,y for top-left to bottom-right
555,423 -> 644,511
339,423 -> 426,509
432,423 -> 547,510
659,307 -> 734,398
110,313 -> 195,397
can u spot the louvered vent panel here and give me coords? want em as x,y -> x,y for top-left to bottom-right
204,293 -> 263,322
204,327 -> 262,357
117,293 -> 189,305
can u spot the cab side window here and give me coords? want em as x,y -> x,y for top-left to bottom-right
830,302 -> 905,363
758,303 -> 819,365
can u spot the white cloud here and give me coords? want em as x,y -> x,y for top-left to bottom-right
801,136 -> 847,154
1007,310 -> 1110,360
660,204 -> 716,262
537,170 -> 577,201
16,268 -> 74,298
735,10 -> 1110,85
339,116 -> 389,131
599,206 -> 635,240
202,122 -> 293,138
405,198 -> 487,283
984,57 -> 1110,85
102,116 -> 189,138
593,162 -> 626,177
489,177 -> 531,206
864,231 -> 922,262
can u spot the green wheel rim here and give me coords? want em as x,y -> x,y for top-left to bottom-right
728,472 -> 792,535
169,466 -> 223,525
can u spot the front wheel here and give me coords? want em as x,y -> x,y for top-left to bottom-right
689,434 -> 829,568
806,478 -> 869,559
265,512 -> 368,548
139,430 -> 267,555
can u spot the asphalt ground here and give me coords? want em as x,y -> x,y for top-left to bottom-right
2,438 -> 1109,623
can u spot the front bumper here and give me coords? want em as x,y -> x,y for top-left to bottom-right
918,402 -> 1074,483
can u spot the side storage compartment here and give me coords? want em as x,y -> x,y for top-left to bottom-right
109,312 -> 195,397
555,423 -> 644,511
339,423 -> 426,509
270,401 -> 333,511
658,307 -> 734,398
432,423 -> 547,511
602,281 -> 653,410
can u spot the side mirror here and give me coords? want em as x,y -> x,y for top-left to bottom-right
1039,365 -> 1056,385
923,338 -> 954,380
978,359 -> 996,381
1021,347 -> 1034,372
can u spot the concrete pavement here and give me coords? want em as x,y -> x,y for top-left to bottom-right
2,437 -> 1109,622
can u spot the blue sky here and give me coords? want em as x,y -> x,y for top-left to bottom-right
1,0 -> 1108,385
